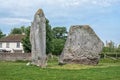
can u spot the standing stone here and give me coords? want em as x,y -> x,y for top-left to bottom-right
59,25 -> 104,65
30,9 -> 47,67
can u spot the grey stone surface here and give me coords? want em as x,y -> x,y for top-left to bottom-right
59,25 -> 104,65
30,9 -> 47,67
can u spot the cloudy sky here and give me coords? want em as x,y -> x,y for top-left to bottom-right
0,0 -> 120,44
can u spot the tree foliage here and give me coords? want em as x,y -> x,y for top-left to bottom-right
51,39 -> 65,55
52,27 -> 67,40
10,28 -> 22,34
46,19 -> 53,54
21,27 -> 31,53
102,41 -> 120,53
0,29 -> 6,38
51,27 -> 68,55
10,26 -> 26,34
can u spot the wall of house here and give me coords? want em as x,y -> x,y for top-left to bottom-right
0,53 -> 31,61
0,42 -> 24,53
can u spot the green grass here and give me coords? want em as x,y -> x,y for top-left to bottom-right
0,58 -> 120,80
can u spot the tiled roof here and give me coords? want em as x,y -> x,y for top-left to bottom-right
0,34 -> 25,42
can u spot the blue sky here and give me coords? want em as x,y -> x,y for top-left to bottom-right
0,0 -> 120,45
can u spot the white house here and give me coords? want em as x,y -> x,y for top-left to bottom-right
0,34 -> 25,53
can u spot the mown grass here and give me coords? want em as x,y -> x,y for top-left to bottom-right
0,58 -> 120,80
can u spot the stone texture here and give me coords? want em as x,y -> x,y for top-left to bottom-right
30,9 -> 47,67
59,25 -> 104,65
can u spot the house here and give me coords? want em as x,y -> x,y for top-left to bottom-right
0,34 -> 25,53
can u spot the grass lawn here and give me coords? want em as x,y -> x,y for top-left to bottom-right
0,58 -> 120,80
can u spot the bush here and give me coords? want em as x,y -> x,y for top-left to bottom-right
51,39 -> 65,55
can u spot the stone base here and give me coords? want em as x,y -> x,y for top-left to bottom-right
60,58 -> 99,65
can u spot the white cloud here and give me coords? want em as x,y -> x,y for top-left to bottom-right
91,0 -> 120,7
0,0 -> 42,17
0,0 -> 119,17
0,0 -> 41,8
0,0 -> 119,25
0,0 -> 119,10
62,0 -> 120,7
0,18 -> 31,25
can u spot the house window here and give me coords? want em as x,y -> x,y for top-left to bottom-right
0,42 -> 2,48
16,42 -> 20,48
6,42 -> 9,48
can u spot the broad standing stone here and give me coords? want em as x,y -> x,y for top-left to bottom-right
30,9 -> 47,67
59,25 -> 104,65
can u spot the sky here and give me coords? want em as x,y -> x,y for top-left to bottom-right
0,0 -> 120,45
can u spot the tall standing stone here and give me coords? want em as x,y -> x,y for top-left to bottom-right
30,9 -> 47,67
59,25 -> 104,65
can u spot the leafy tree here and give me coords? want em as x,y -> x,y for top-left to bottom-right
10,28 -> 22,34
10,26 -> 26,35
20,26 -> 26,34
51,27 -> 68,55
0,29 -> 6,38
51,39 -> 65,55
103,41 -> 120,53
46,19 -> 53,54
52,27 -> 67,40
22,27 -> 31,53
102,47 -> 109,52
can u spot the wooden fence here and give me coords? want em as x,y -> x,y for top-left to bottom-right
101,52 -> 120,59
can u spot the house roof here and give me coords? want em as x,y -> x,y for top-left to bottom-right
0,34 -> 25,42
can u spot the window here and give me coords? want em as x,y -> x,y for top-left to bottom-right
6,42 -> 9,48
0,42 -> 2,48
16,42 -> 20,48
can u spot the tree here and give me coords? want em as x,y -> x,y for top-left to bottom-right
51,39 -> 65,55
46,19 -> 53,54
102,46 -> 111,53
0,29 -> 6,38
52,27 -> 67,40
10,26 -> 26,35
20,26 -> 26,34
10,28 -> 22,34
22,27 -> 31,53
51,27 -> 68,55
105,41 -> 115,52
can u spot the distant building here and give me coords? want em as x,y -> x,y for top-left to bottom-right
0,34 -> 25,53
